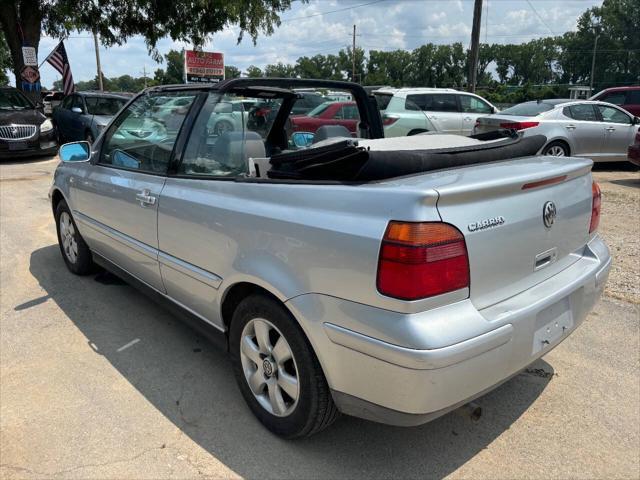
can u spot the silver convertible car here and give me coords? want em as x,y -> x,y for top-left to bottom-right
474,99 -> 640,161
50,78 -> 611,438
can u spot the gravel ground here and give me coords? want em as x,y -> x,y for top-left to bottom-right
1,157 -> 638,479
592,165 -> 640,303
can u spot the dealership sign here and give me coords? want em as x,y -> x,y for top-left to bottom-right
184,50 -> 224,83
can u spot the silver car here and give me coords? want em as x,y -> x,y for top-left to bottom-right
50,78 -> 610,438
474,99 -> 640,161
374,88 -> 498,137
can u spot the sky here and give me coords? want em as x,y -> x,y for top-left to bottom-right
34,0 -> 604,89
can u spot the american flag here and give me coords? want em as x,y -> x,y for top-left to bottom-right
44,42 -> 74,95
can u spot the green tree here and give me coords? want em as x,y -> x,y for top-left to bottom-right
246,65 -> 263,78
365,49 -> 412,86
225,65 -> 241,79
0,31 -> 10,85
264,62 -> 296,77
0,0 -> 297,99
295,54 -> 340,80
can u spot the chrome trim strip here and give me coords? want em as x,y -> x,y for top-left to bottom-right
73,210 -> 157,260
323,322 -> 513,370
158,251 -> 222,289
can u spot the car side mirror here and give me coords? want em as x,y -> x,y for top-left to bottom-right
291,132 -> 315,148
491,107 -> 496,114
634,116 -> 640,125
59,141 -> 90,162
71,107 -> 83,114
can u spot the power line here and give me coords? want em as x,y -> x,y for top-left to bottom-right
280,0 -> 387,23
525,0 -> 556,36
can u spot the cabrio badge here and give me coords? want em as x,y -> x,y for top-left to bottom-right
468,216 -> 505,232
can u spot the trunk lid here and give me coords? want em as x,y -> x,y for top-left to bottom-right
432,156 -> 593,310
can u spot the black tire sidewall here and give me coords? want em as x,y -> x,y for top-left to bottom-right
55,200 -> 93,275
229,294 -> 325,438
544,141 -> 569,156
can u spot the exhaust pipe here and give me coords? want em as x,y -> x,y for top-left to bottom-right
455,401 -> 482,421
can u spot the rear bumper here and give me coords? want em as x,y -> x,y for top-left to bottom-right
286,235 -> 611,426
628,144 -> 640,167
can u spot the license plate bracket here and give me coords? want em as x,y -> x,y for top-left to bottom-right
532,297 -> 573,355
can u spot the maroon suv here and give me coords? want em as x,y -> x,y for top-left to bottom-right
591,86 -> 640,117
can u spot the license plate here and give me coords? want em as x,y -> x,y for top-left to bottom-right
532,297 -> 573,355
8,142 -> 28,151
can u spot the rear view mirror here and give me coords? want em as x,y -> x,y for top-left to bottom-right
59,141 -> 90,162
292,132 -> 315,148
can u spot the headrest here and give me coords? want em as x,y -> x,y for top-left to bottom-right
313,125 -> 352,143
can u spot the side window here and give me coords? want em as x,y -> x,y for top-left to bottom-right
405,94 -> 430,111
60,96 -> 73,109
597,105 -> 631,124
431,94 -> 458,112
179,93 -> 265,177
342,104 -> 360,120
627,90 -> 640,104
71,95 -> 84,112
459,95 -> 492,114
100,92 -> 196,173
566,104 -> 598,121
601,92 -> 626,106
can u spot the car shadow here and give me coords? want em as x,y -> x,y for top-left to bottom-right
610,178 -> 640,189
26,244 -> 554,479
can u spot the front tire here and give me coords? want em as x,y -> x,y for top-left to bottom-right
229,294 -> 338,438
55,200 -> 93,275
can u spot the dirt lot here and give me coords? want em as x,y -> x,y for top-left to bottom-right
1,157 -> 638,479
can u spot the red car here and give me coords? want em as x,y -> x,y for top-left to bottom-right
628,129 -> 640,167
591,86 -> 640,117
290,101 -> 359,135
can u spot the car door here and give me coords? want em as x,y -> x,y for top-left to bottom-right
419,93 -> 461,134
71,91 -> 198,291
559,104 -> 605,157
66,95 -> 87,141
157,91 -> 256,327
595,104 -> 636,161
332,104 -> 360,134
54,95 -> 74,139
458,94 -> 494,135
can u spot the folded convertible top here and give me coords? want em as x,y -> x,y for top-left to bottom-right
268,134 -> 548,182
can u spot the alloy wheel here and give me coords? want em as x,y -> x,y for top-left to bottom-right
239,318 -> 300,417
59,212 -> 78,264
546,145 -> 566,156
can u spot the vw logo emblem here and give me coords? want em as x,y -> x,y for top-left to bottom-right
543,201 -> 557,228
262,359 -> 274,377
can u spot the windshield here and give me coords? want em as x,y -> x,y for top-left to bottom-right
0,89 -> 34,110
85,97 -> 127,116
499,102 -> 555,117
307,102 -> 333,117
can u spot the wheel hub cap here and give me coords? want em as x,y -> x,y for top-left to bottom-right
262,358 -> 275,378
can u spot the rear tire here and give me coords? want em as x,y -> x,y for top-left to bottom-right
229,294 -> 339,438
55,200 -> 93,275
543,141 -> 569,157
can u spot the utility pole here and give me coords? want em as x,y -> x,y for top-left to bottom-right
590,34 -> 600,95
141,65 -> 148,89
93,31 -> 104,91
467,0 -> 483,93
352,24 -> 357,83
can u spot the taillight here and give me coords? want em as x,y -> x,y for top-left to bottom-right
589,181 -> 601,233
499,121 -> 539,130
377,222 -> 470,300
382,115 -> 399,126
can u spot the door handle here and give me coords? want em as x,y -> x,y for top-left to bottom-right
464,116 -> 472,121
605,126 -> 616,132
565,124 -> 576,130
136,189 -> 157,207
